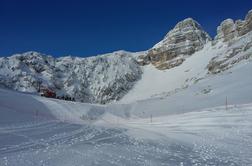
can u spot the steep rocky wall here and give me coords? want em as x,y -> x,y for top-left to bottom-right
208,10 -> 252,74
138,18 -> 211,70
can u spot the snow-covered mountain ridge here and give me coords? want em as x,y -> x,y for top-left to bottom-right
0,9 -> 252,104
0,51 -> 142,104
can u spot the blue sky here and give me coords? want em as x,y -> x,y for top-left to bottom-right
0,0 -> 252,57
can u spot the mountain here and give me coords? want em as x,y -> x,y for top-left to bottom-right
1,9 -> 252,166
0,9 -> 252,104
208,9 -> 252,73
121,9 -> 252,103
0,51 -> 142,104
138,18 -> 211,70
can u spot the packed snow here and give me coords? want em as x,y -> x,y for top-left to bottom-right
1,87 -> 252,166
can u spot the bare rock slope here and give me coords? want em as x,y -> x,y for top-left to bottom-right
208,9 -> 252,74
138,18 -> 211,70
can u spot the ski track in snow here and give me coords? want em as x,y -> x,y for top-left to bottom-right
1,105 -> 252,166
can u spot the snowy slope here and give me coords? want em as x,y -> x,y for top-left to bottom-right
124,105 -> 252,165
120,31 -> 252,104
0,51 -> 142,104
120,9 -> 252,103
112,59 -> 252,120
0,88 -> 105,125
121,42 -> 216,103
1,47 -> 252,165
1,88 -> 252,165
0,88 -> 55,124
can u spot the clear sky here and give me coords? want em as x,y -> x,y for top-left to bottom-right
0,0 -> 252,57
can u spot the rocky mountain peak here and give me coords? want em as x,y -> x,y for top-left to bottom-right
215,18 -> 237,42
138,18 -> 211,70
245,9 -> 252,20
154,18 -> 210,49
208,9 -> 252,74
164,18 -> 204,38
215,10 -> 252,43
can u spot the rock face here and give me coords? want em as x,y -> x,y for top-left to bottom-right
137,18 -> 211,70
208,10 -> 252,74
0,51 -> 142,104
215,19 -> 237,42
215,9 -> 252,42
237,9 -> 252,36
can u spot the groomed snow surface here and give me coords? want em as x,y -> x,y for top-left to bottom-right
1,64 -> 252,166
